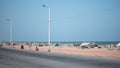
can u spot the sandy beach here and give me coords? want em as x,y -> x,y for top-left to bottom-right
2,44 -> 120,58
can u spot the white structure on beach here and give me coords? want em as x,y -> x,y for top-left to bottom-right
116,43 -> 120,46
80,42 -> 90,46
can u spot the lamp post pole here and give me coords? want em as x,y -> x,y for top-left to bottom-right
42,5 -> 51,52
48,7 -> 51,52
10,19 -> 12,46
7,18 -> 12,46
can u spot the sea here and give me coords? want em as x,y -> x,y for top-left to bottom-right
1,41 -> 119,45
12,41 -> 120,45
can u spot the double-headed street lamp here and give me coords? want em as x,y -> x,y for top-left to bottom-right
42,4 -> 51,52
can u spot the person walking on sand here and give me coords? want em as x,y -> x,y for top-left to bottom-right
29,43 -> 32,50
35,47 -> 39,51
21,45 -> 24,50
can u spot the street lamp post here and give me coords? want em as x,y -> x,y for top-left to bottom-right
7,18 -> 13,46
42,5 -> 51,52
10,19 -> 12,46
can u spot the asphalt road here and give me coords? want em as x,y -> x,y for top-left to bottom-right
0,48 -> 120,68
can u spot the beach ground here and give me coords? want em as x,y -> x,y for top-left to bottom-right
2,44 -> 120,58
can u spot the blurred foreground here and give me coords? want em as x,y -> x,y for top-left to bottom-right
0,48 -> 120,68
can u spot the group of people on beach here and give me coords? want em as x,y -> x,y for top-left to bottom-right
20,45 -> 39,51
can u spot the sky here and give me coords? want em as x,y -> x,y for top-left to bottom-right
0,0 -> 120,42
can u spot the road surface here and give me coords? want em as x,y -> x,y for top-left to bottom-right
0,48 -> 120,68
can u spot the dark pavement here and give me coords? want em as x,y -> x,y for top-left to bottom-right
0,48 -> 120,68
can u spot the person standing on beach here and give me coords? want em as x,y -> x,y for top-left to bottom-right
21,45 -> 24,50
29,43 -> 32,50
35,47 -> 39,51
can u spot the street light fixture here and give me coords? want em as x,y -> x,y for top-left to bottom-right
42,4 -> 51,52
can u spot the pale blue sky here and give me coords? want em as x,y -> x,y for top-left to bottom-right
0,0 -> 120,42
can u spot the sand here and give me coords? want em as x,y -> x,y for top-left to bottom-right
2,44 -> 120,58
